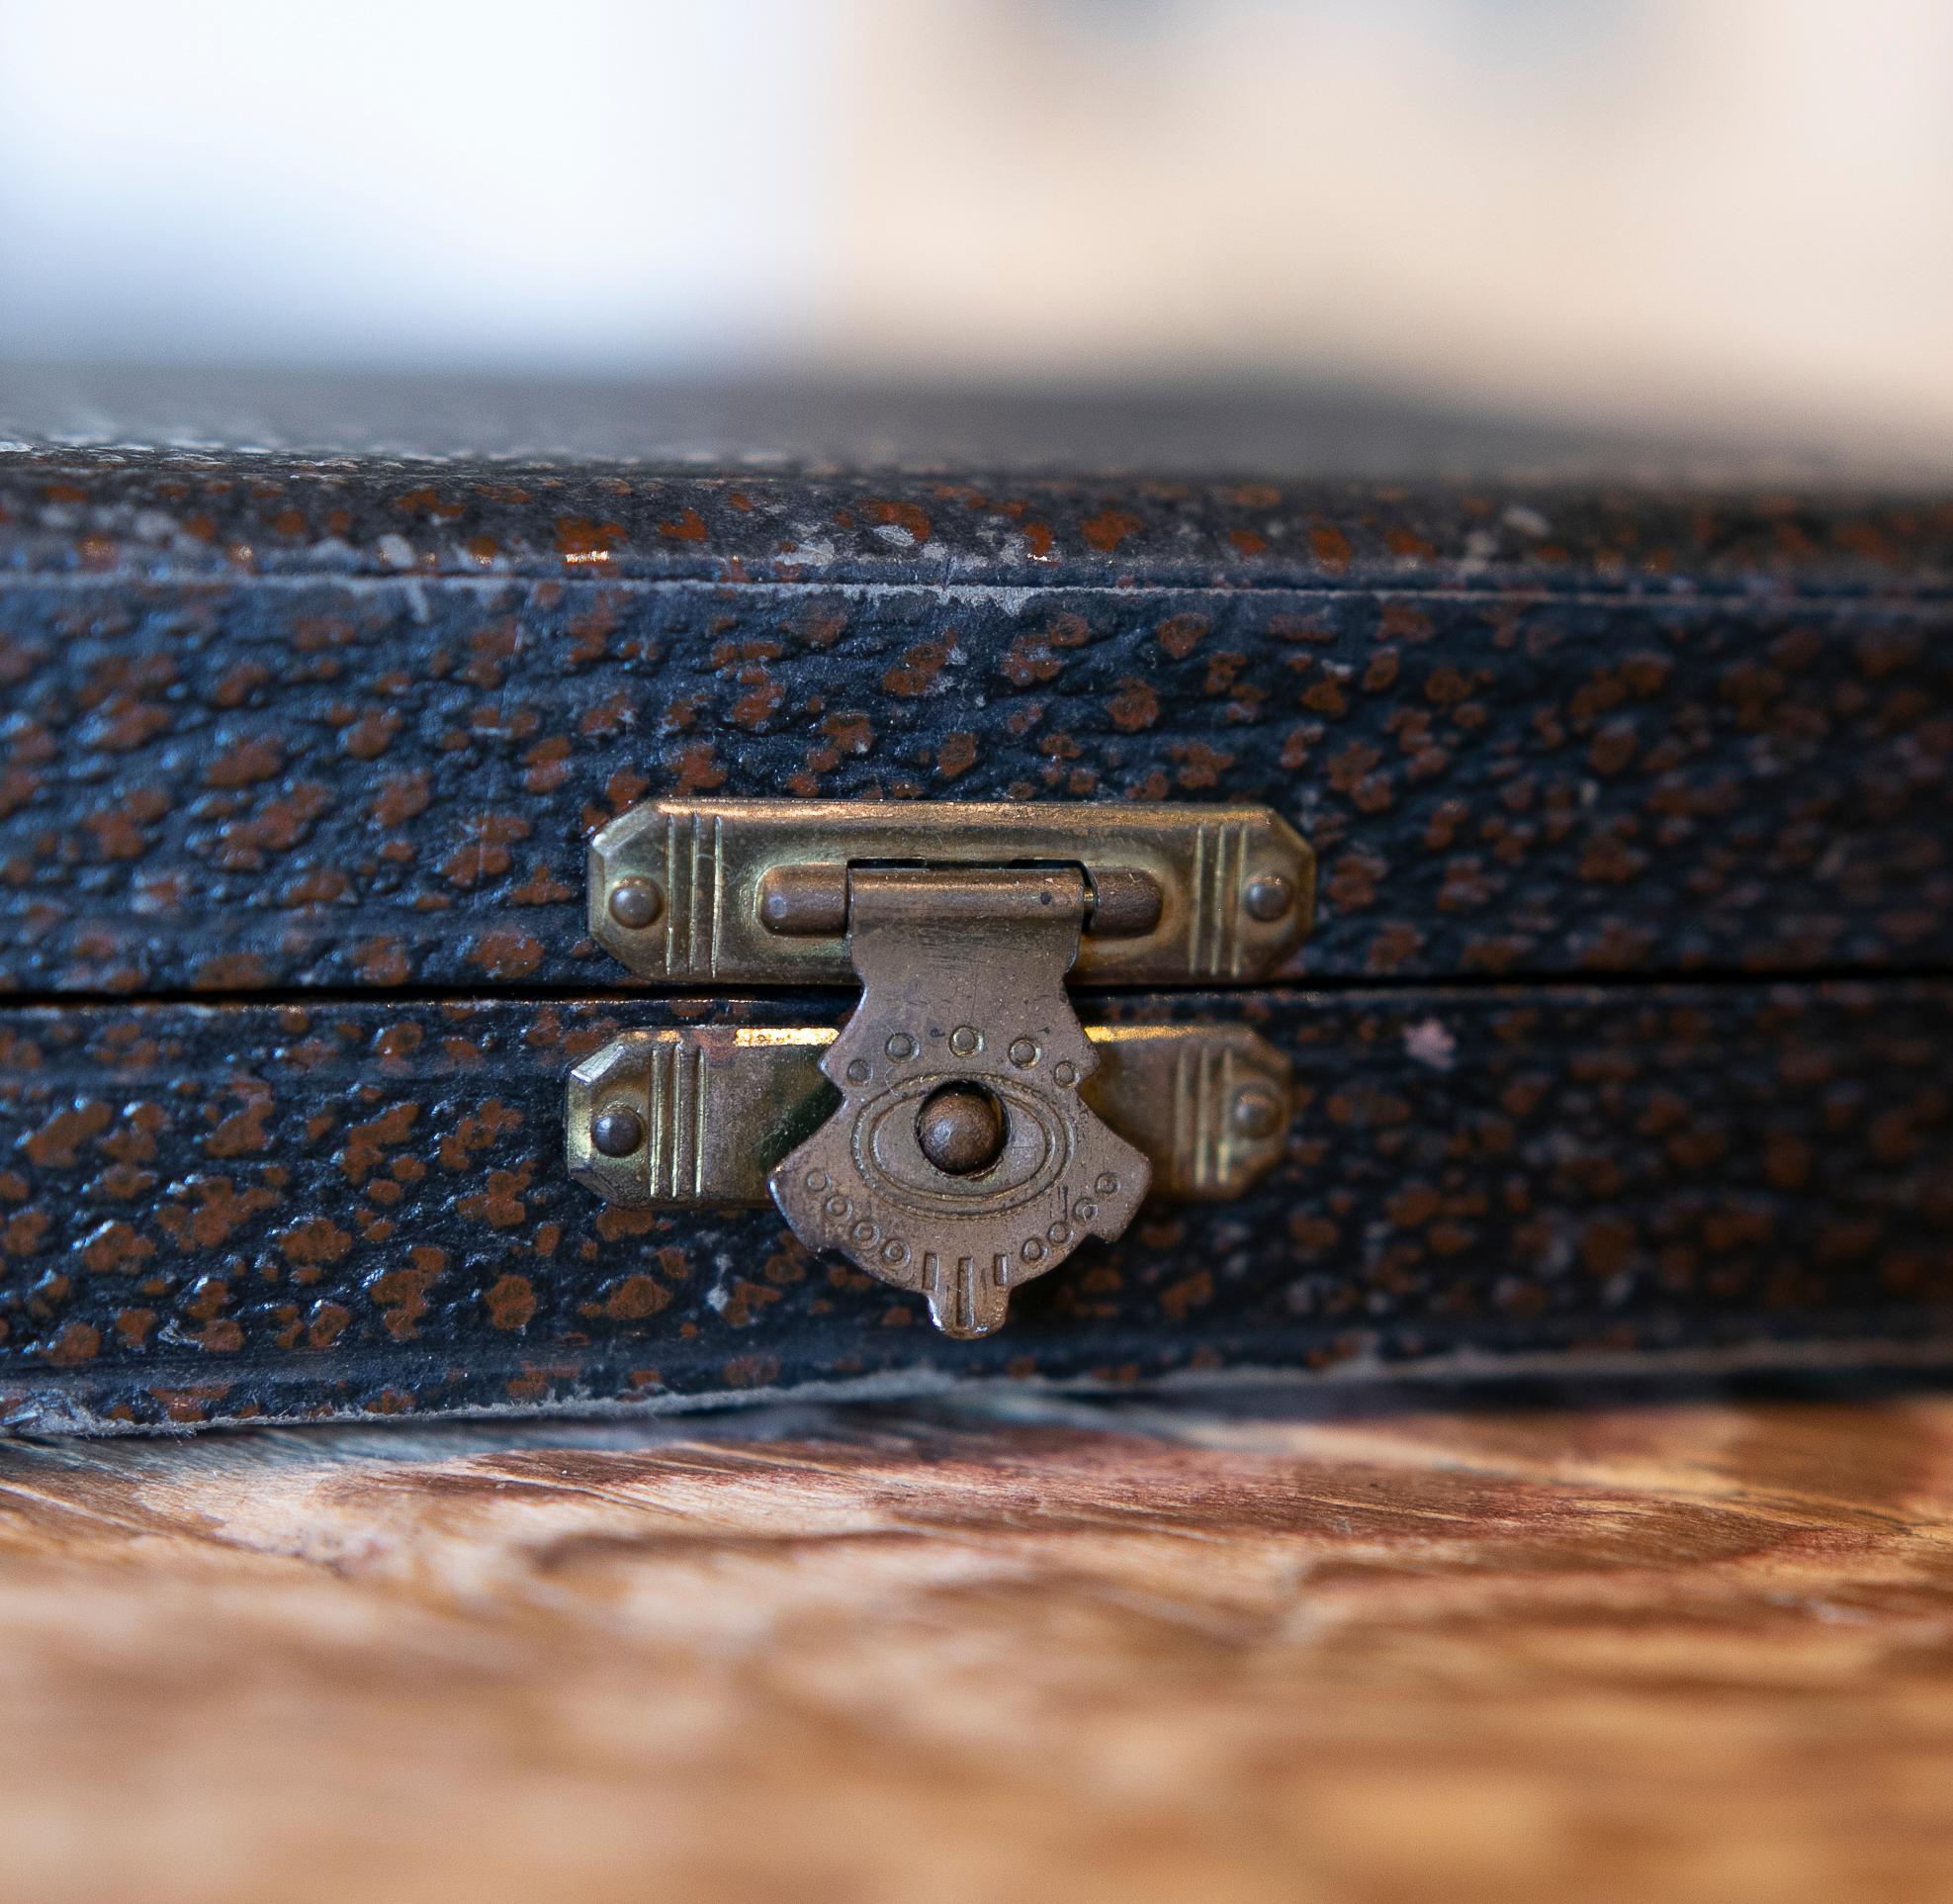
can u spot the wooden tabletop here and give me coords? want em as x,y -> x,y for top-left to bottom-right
4,1383 -> 1951,1903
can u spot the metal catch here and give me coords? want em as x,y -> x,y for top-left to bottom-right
569,798 -> 1309,1338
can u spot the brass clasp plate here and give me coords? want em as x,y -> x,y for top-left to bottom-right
568,1022 -> 1290,1209
587,797 -> 1313,985
570,797 -> 1307,1338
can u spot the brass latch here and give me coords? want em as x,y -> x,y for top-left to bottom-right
568,799 -> 1312,1338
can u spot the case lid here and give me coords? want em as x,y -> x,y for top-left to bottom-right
2,369 -> 1949,997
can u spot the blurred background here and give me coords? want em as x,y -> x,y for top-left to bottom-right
0,0 -> 1949,457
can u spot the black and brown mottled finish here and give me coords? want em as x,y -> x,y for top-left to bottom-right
2,430 -> 1950,1427
0,984 -> 1948,1431
6,440 -> 1953,592
1,449 -> 1949,994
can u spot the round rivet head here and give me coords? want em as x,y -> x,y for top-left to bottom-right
1243,873 -> 1293,923
1230,1085 -> 1284,1140
1008,1038 -> 1038,1067
886,1032 -> 918,1060
948,1026 -> 982,1057
590,1107 -> 645,1157
916,1083 -> 1006,1176
607,878 -> 664,931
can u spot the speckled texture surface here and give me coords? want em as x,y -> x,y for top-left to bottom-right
2,419 -> 1949,1426
0,984 -> 1947,1431
1,450 -> 1948,993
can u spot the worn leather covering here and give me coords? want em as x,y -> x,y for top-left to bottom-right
0,373 -> 1948,1427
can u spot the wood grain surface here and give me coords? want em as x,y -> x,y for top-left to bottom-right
4,1386 -> 1953,1902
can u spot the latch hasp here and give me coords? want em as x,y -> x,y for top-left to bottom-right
572,795 -> 1309,1340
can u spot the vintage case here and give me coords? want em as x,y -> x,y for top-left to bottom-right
0,376 -> 1948,1431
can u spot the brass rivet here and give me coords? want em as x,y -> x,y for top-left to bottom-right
1230,1086 -> 1283,1140
948,1026 -> 982,1057
608,878 -> 664,930
1243,873 -> 1293,923
590,1107 -> 645,1157
916,1083 -> 1006,1175
1008,1038 -> 1038,1067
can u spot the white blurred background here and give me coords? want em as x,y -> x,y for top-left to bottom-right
0,0 -> 1948,453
